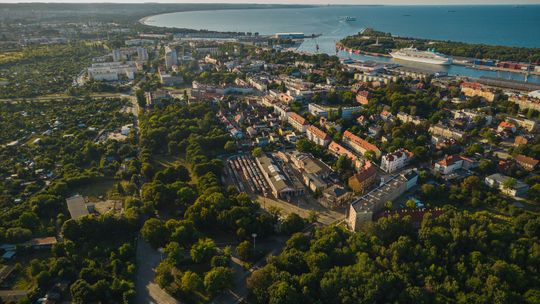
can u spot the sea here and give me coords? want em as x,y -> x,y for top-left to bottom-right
143,5 -> 540,84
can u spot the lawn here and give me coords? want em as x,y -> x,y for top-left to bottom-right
154,154 -> 197,185
68,178 -> 118,202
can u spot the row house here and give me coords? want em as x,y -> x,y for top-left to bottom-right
460,82 -> 496,102
342,130 -> 382,158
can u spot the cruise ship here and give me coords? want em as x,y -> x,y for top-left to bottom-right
390,47 -> 453,65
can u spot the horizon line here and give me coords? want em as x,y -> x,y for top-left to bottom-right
2,2 -> 540,5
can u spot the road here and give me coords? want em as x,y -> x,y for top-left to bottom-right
135,238 -> 180,304
0,290 -> 29,302
256,195 -> 346,226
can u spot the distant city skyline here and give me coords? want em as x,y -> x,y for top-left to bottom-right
2,0 -> 540,4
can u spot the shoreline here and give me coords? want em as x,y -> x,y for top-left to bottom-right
138,5 -> 320,27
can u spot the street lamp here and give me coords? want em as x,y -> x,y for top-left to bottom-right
251,233 -> 257,251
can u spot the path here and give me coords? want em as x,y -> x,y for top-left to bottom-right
0,290 -> 29,302
135,237 -> 180,304
211,236 -> 289,304
256,195 -> 346,226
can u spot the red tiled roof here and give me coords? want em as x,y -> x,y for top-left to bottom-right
288,112 -> 306,125
515,154 -> 539,168
343,130 -> 380,153
329,141 -> 357,159
436,155 -> 462,167
351,161 -> 377,182
307,125 -> 330,140
383,148 -> 414,162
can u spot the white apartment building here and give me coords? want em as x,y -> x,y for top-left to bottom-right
380,149 -> 414,173
164,46 -> 178,70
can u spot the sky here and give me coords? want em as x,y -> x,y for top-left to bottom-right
1,0 -> 540,4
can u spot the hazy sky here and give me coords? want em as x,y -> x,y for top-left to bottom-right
2,0 -> 540,4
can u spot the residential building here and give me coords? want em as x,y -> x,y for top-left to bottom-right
429,124 -> 465,140
87,62 -> 137,81
308,103 -> 362,119
485,174 -> 529,197
145,90 -> 171,106
164,46 -> 178,69
380,110 -> 393,122
515,154 -> 539,171
347,170 -> 418,231
137,47 -> 149,61
356,91 -> 370,105
397,112 -> 425,125
287,112 -> 308,133
328,141 -> 363,169
452,109 -> 493,126
497,121 -> 517,133
321,185 -> 352,209
319,117 -> 342,133
434,155 -> 476,175
158,67 -> 183,86
508,95 -> 540,112
460,82 -> 496,102
505,117 -> 538,132
381,148 -> 414,173
306,125 -> 331,147
285,151 -> 332,193
348,161 -> 377,194
342,130 -> 382,158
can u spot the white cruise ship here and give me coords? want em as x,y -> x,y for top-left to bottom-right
390,47 -> 452,65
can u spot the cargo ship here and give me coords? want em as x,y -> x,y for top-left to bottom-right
390,47 -> 452,65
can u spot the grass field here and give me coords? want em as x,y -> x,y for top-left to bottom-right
69,178 -> 117,202
0,51 -> 23,65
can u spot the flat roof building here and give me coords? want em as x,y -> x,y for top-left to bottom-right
347,170 -> 418,231
255,155 -> 304,199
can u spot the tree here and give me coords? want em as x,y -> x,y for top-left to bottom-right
247,266 -> 275,303
502,177 -> 517,190
307,210 -> 319,224
70,279 -> 94,304
18,211 -> 40,230
252,147 -> 263,158
268,281 -> 300,304
141,218 -> 168,248
364,150 -> 376,161
405,199 -> 416,209
204,267 -> 234,295
181,271 -> 203,293
335,155 -> 352,174
190,238 -> 217,263
236,240 -> 252,261
528,184 -> 540,202
281,213 -> 305,235
136,89 -> 146,108
224,141 -> 237,153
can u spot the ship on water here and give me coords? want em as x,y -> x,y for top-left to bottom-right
344,16 -> 356,22
390,47 -> 453,65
